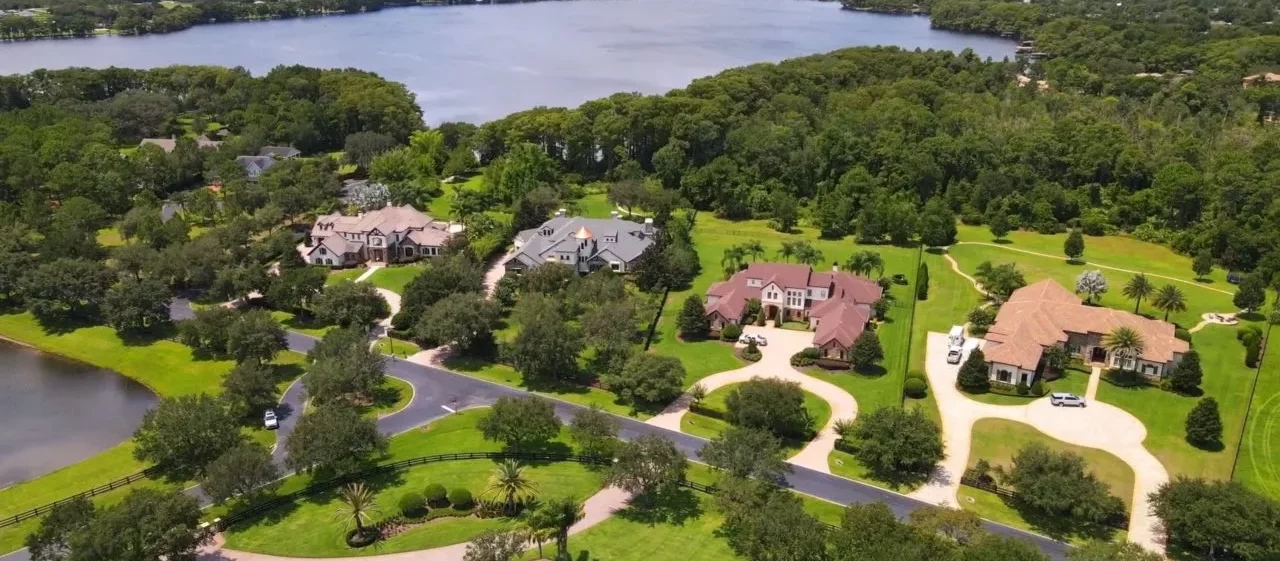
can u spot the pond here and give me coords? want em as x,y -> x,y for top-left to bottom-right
0,0 -> 1015,123
0,339 -> 157,488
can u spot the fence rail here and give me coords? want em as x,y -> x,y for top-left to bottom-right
959,470 -> 1128,530
0,466 -> 161,529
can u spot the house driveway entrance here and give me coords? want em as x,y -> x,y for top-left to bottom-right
646,325 -> 858,473
911,332 -> 1168,552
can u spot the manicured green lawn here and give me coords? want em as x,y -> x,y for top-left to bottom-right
679,384 -> 832,453
96,227 -> 124,247
650,215 -> 918,389
375,336 -> 422,359
905,251 -> 981,421
269,310 -> 335,338
428,174 -> 485,218
1098,326 -> 1255,481
224,409 -> 601,557
326,268 -> 365,285
371,376 -> 414,418
443,356 -> 652,420
0,312 -> 234,397
368,265 -> 424,294
947,243 -> 1232,328
573,192 -> 616,218
960,418 -> 1132,544
1237,324 -> 1280,501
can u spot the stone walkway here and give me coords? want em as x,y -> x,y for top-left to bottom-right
355,264 -> 384,283
645,325 -> 858,474
908,333 -> 1168,552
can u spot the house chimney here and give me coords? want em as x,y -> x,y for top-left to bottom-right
642,217 -> 654,234
556,208 -> 567,217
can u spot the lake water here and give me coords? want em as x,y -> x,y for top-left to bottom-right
0,0 -> 1014,123
0,340 -> 156,488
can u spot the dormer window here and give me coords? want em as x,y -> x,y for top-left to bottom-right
605,235 -> 616,243
541,227 -> 554,236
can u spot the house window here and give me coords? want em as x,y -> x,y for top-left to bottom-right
541,227 -> 554,236
610,262 -> 621,272
403,247 -> 415,257
997,370 -> 1013,383
318,248 -> 327,255
747,279 -> 761,287
324,258 -> 333,265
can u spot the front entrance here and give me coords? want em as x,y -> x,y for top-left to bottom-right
1090,346 -> 1107,363
765,305 -> 779,321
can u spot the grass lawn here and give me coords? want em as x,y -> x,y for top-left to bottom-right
326,268 -> 365,285
650,215 -> 918,389
572,192 -> 616,218
96,227 -> 124,247
444,356 -> 653,420
224,409 -> 601,557
371,377 -> 414,418
270,310 -> 335,338
428,174 -> 485,218
679,384 -> 832,453
1237,324 -> 1280,501
947,243 -> 1232,329
375,336 -> 422,359
368,265 -> 424,295
1097,326 -> 1255,481
0,311 -> 234,397
961,418 -> 1132,544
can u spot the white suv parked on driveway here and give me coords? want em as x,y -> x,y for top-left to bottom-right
1049,393 -> 1087,407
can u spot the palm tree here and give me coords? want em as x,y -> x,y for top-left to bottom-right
776,241 -> 798,263
844,250 -> 885,278
721,246 -> 746,278
1152,284 -> 1187,322
742,240 -> 765,262
523,507 -> 558,560
1103,326 -> 1145,370
540,496 -> 585,560
1122,273 -> 1155,314
334,482 -> 380,538
795,243 -> 825,267
484,460 -> 538,515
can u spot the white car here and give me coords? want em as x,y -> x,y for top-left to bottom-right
1049,393 -> 1086,408
946,347 -> 963,364
263,409 -> 279,429
738,333 -> 756,345
753,335 -> 768,346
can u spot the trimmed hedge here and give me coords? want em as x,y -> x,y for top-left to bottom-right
903,377 -> 928,398
721,324 -> 742,341
448,488 -> 473,509
424,483 -> 447,505
398,492 -> 425,517
791,347 -> 820,367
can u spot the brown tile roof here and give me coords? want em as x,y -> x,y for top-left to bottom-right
984,279 -> 1189,370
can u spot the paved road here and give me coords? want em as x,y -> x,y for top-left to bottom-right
0,301 -> 1073,561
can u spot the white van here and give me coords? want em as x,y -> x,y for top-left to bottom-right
948,325 -> 966,348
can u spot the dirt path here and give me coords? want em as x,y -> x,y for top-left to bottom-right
646,325 -> 859,474
197,487 -> 632,561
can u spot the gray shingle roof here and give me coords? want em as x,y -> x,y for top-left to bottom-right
506,215 -> 656,268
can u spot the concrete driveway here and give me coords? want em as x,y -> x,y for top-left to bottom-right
910,332 -> 1168,552
646,324 -> 859,474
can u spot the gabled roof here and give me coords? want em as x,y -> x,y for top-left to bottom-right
506,215 -> 656,268
236,155 -> 277,176
311,205 -> 455,245
259,146 -> 301,159
984,279 -> 1190,369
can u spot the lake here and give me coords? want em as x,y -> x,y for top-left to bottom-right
0,0 -> 1014,123
0,340 -> 156,488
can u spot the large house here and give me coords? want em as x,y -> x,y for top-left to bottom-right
304,205 -> 462,267
982,279 -> 1190,385
236,146 -> 301,180
704,263 -> 883,362
503,210 -> 657,274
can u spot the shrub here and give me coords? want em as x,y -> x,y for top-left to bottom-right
741,340 -> 762,362
903,377 -> 928,398
1030,379 -> 1046,396
1246,337 -> 1261,368
720,324 -> 742,341
424,483 -> 447,505
1174,327 -> 1192,342
907,370 -> 926,382
448,488 -> 473,509
1015,381 -> 1030,395
1238,324 -> 1263,343
957,349 -> 990,393
790,347 -> 820,367
398,492 -> 425,518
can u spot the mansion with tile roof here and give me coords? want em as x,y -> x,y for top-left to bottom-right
983,279 -> 1190,385
503,210 -> 657,274
704,263 -> 883,361
303,205 -> 462,267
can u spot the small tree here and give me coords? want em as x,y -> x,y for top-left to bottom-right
677,294 -> 710,340
1234,273 -> 1267,313
477,396 -> 562,451
312,280 -> 391,329
133,394 -> 242,478
1122,273 -> 1154,314
569,405 -> 621,458
849,407 -> 944,481
957,348 -> 990,393
988,212 -> 1012,241
305,327 -> 386,405
542,496 -> 585,560
699,426 -> 790,483
1063,229 -> 1085,262
1192,250 -> 1213,280
1169,350 -> 1202,394
1075,270 -> 1108,304
850,329 -> 884,371
285,405 -> 387,474
916,262 -> 929,300
725,378 -> 812,440
607,434 -> 687,499
201,443 -> 280,504
484,460 -> 538,514
227,309 -> 287,365
1152,284 -> 1188,321
335,482 -> 380,541
463,530 -> 526,561
603,354 -> 686,407
1185,397 -> 1223,448
1003,443 -> 1123,523
102,277 -> 172,335
414,291 -> 500,353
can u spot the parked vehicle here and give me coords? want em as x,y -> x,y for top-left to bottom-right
738,333 -> 755,345
264,409 -> 279,429
946,347 -> 963,364
1049,393 -> 1086,407
948,325 -> 966,348
892,273 -> 908,285
753,335 -> 768,346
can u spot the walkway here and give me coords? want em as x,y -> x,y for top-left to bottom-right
196,487 -> 633,561
354,264 -> 384,284
909,333 -> 1168,552
646,325 -> 858,474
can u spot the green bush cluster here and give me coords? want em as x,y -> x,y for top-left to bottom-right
424,483 -> 447,505
448,488 -> 473,509
398,492 -> 426,518
903,370 -> 928,398
721,324 -> 742,341
790,347 -> 821,367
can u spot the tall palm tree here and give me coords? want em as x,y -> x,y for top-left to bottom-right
776,241 -> 797,263
742,240 -> 765,262
1152,284 -> 1188,322
484,460 -> 538,515
795,244 -> 825,267
844,250 -> 884,278
721,246 -> 746,278
1103,326 -> 1145,370
540,496 -> 585,560
334,482 -> 380,537
1122,273 -> 1155,314
523,503 -> 558,559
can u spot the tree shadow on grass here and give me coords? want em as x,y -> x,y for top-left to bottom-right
992,238 -> 1013,245
853,364 -> 887,377
1008,498 -> 1119,543
925,247 -> 948,255
616,488 -> 703,527
117,323 -> 178,347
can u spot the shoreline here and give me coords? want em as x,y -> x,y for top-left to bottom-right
0,328 -> 163,396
